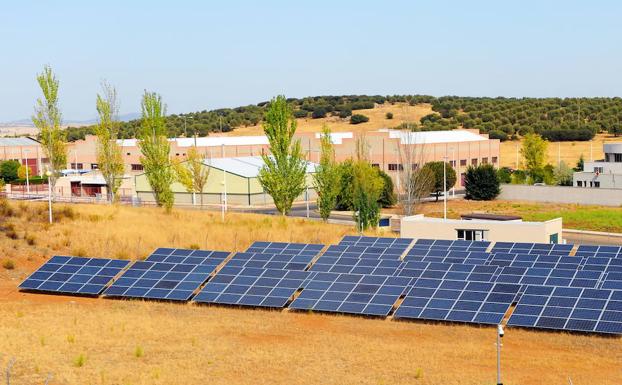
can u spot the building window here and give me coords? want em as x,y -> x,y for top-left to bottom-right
371,163 -> 379,168
388,164 -> 403,171
461,173 -> 466,186
577,181 -> 583,187
450,160 -> 456,168
492,157 -> 498,164
175,153 -> 180,156
471,158 -> 478,166
131,164 -> 144,171
457,229 -> 487,241
412,163 -> 419,170
594,167 -> 604,174
70,163 -> 83,170
460,159 -> 467,166
91,163 -> 99,170
616,154 -> 622,162
594,181 -> 600,188
126,152 -> 131,156
482,157 -> 488,165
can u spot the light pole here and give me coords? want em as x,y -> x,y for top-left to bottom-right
45,168 -> 52,224
442,155 -> 448,220
23,149 -> 30,194
496,324 -> 504,385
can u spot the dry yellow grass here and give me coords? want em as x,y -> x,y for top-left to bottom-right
218,103 -> 434,136
499,134 -> 622,169
1,202 -> 621,384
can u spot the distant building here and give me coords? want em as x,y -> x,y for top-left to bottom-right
574,143 -> 622,189
134,156 -> 317,206
0,137 -> 45,175
67,129 -> 500,188
400,214 -> 563,244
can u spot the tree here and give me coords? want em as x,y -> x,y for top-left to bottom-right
554,161 -> 573,186
258,95 -> 307,215
377,170 -> 396,207
0,161 -> 20,182
174,146 -> 210,206
422,161 -> 457,201
521,133 -> 548,178
497,167 -> 512,184
138,91 -> 174,211
32,65 -> 67,197
385,112 -> 393,119
464,164 -> 500,200
17,165 -> 29,180
95,82 -> 125,202
396,131 -> 433,215
312,125 -> 341,221
352,160 -> 384,231
574,154 -> 585,172
350,114 -> 369,124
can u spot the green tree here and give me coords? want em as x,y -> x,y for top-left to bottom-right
352,160 -> 384,231
497,167 -> 512,184
554,161 -> 573,186
464,164 -> 500,200
258,95 -> 307,215
95,82 -> 125,202
377,170 -> 396,207
138,91 -> 174,211
350,114 -> 369,124
422,161 -> 457,201
312,125 -> 341,221
32,65 -> 67,197
574,154 -> 585,172
173,146 -> 210,206
0,161 -> 21,182
520,133 -> 548,178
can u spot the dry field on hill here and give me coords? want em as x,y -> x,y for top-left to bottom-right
0,202 -> 621,384
499,133 -> 622,169
218,103 -> 434,136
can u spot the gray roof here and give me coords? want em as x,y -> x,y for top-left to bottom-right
204,156 -> 317,178
0,137 -> 39,147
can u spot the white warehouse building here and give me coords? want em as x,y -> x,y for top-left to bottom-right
574,143 -> 622,189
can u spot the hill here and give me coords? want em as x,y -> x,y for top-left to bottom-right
62,95 -> 622,142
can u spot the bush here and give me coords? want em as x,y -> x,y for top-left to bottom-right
497,167 -> 512,184
464,164 -> 501,200
540,128 -> 595,142
311,107 -> 327,119
421,161 -> 457,201
0,160 -> 21,183
2,259 -> 15,270
350,114 -> 369,125
338,109 -> 352,119
377,170 -> 396,208
488,130 -> 508,141
385,112 -> 394,119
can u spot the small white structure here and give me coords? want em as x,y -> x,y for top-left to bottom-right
400,214 -> 563,244
574,143 -> 622,189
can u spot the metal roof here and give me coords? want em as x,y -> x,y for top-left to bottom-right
0,137 -> 39,146
204,156 -> 317,178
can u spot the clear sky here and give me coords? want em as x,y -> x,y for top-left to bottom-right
1,0 -> 621,121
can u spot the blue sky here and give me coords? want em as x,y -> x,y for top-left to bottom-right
1,0 -> 621,121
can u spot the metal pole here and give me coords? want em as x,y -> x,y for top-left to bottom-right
48,181 -> 52,223
306,184 -> 309,218
443,159 -> 447,220
497,325 -> 503,385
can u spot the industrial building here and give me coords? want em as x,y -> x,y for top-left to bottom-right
574,143 -> 622,189
0,137 -> 45,175
134,156 -> 317,206
66,128 -> 499,188
400,214 -> 563,244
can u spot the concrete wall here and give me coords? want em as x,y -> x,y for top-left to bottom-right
498,184 -> 622,206
400,215 -> 562,243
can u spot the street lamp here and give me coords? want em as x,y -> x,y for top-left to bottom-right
23,149 -> 30,195
45,168 -> 52,224
496,324 -> 504,385
442,155 -> 448,220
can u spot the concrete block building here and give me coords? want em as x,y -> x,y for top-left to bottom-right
574,143 -> 622,189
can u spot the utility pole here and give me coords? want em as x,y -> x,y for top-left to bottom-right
497,324 -> 504,385
442,156 -> 448,220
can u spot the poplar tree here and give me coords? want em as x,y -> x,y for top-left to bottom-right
138,91 -> 174,211
313,125 -> 341,221
95,82 -> 125,202
32,65 -> 67,197
173,145 -> 210,206
258,95 -> 306,215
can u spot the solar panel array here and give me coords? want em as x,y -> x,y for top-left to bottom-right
103,248 -> 229,301
17,236 -> 622,335
19,256 -> 129,295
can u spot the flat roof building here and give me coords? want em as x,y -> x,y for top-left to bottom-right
574,143 -> 622,189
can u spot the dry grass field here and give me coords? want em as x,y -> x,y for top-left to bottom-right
499,133 -> 622,169
219,103 -> 434,136
1,202 -> 621,384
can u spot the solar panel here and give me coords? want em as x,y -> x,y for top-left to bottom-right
290,272 -> 412,316
226,251 -> 316,271
491,242 -> 573,256
496,266 -> 603,289
19,256 -> 130,295
245,241 -> 324,257
103,249 -> 228,301
310,257 -> 403,275
508,285 -> 622,334
398,261 -> 500,283
193,266 -> 309,308
338,236 -> 413,248
411,239 -> 490,252
394,280 -> 520,325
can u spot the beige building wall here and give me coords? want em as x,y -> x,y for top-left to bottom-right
400,215 -> 563,244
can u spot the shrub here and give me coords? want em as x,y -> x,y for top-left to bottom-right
497,167 -> 512,184
293,110 -> 308,119
377,170 -> 396,208
73,353 -> 87,367
541,128 -> 595,142
2,259 -> 15,270
464,164 -> 501,200
488,130 -> 508,141
338,108 -> 352,119
135,345 -> 144,358
311,108 -> 327,119
350,114 -> 369,125
0,160 -> 21,182
385,112 -> 394,119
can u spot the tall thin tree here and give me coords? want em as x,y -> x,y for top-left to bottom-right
313,125 -> 341,221
95,82 -> 125,202
173,145 -> 210,206
396,130 -> 433,215
258,95 -> 306,215
32,65 -> 67,197
138,91 -> 174,211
